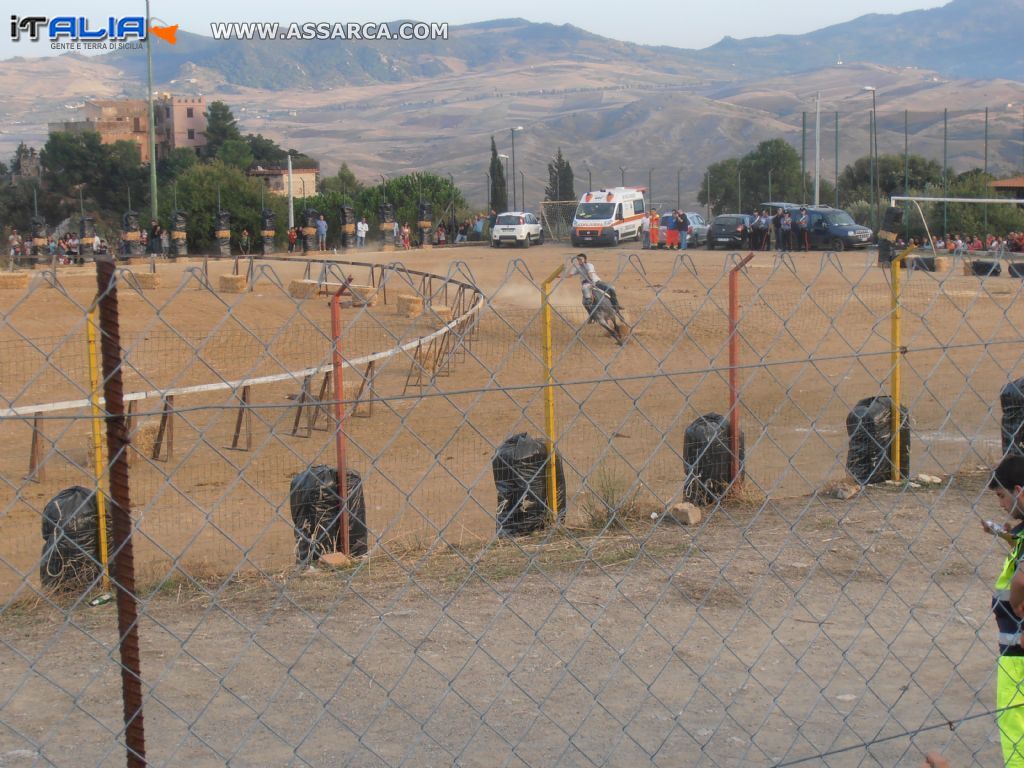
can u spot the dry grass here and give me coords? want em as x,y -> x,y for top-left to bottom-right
578,463 -> 645,530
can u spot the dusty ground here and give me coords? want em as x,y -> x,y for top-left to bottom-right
1,242 -> 1022,766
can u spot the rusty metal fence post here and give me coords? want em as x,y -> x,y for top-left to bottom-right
94,258 -> 146,767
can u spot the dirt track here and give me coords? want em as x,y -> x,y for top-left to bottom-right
1,242 -> 1022,766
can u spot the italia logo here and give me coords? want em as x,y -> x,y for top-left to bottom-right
9,15 -> 178,43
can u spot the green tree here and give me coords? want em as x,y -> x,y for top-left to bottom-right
354,172 -> 465,234
319,163 -> 363,200
41,131 -> 105,189
160,160 -> 287,251
699,139 -> 836,217
737,138 -> 803,208
838,154 -> 943,210
40,131 -> 146,219
243,134 -> 317,169
698,158 -> 741,217
245,133 -> 287,166
217,139 -> 255,170
0,178 -> 58,233
488,137 -> 508,213
202,101 -> 241,158
545,148 -> 575,201
158,147 -> 199,180
930,170 -> 1024,237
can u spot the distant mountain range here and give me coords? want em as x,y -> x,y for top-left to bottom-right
0,0 -> 1020,207
700,0 -> 1024,80
92,0 -> 1023,89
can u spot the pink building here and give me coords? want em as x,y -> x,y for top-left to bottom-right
156,94 -> 207,157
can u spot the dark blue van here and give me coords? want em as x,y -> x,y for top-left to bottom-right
797,206 -> 873,251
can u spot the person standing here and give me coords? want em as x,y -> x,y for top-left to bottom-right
287,227 -> 297,253
640,211 -> 651,250
983,454 -> 1024,768
239,228 -> 250,255
772,208 -> 784,251
797,207 -> 810,251
356,218 -> 368,248
148,220 -> 163,256
650,209 -> 660,249
316,215 -> 328,251
675,210 -> 690,250
781,211 -> 793,252
749,211 -> 763,251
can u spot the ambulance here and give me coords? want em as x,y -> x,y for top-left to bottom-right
570,187 -> 647,247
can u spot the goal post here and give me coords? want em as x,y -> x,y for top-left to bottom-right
889,194 -> 1024,255
539,201 -> 579,243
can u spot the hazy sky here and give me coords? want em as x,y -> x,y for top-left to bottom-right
2,0 -> 945,59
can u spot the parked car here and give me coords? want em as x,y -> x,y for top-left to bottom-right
707,214 -> 755,250
786,205 -> 873,251
490,212 -> 544,248
657,211 -> 708,248
683,212 -> 708,247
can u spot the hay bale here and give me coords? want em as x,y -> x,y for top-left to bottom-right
219,273 -> 247,293
133,272 -> 160,290
933,256 -> 950,272
0,272 -> 30,290
429,305 -> 454,327
130,421 -> 160,464
397,293 -> 424,317
289,279 -> 319,299
962,260 -> 974,276
348,284 -> 378,307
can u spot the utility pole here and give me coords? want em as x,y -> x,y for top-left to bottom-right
145,0 -> 158,223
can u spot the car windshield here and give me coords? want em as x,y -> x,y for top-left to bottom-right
575,203 -> 615,220
496,215 -> 523,225
825,212 -> 856,226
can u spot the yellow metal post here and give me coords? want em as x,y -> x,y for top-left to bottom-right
542,265 -> 564,519
87,308 -> 110,590
889,247 -> 914,483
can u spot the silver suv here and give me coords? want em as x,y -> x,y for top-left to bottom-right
490,212 -> 544,248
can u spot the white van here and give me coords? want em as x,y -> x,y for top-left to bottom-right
570,187 -> 647,247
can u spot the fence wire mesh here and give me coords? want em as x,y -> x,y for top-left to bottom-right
2,247 -> 1024,767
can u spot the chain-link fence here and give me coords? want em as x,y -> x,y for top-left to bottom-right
539,201 -> 579,242
2,248 -> 1024,766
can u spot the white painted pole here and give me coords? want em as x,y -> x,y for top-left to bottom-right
814,92 -> 821,206
287,154 -> 294,229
